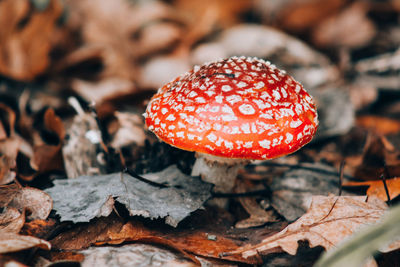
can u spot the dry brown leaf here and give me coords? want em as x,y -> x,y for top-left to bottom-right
258,0 -> 347,33
0,0 -> 63,80
1,183 -> 52,221
234,179 -> 278,228
51,215 -> 262,265
9,187 -> 53,221
344,178 -> 400,201
225,195 -> 388,259
0,208 -> 25,234
355,135 -> 400,180
71,78 -> 135,104
0,102 -> 16,139
311,3 -> 376,49
110,111 -> 146,148
0,103 -> 19,184
31,108 -> 65,176
356,116 -> 400,135
62,101 -> 107,179
0,154 -> 16,185
0,183 -> 20,207
21,219 -> 57,239
0,232 -> 51,253
65,0 -> 175,82
174,0 -> 252,28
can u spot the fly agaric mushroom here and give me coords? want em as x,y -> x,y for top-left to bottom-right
144,56 -> 318,194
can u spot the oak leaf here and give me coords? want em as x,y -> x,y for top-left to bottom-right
225,195 -> 391,259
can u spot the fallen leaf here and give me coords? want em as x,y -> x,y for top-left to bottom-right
0,208 -> 24,234
355,135 -> 400,180
311,3 -> 376,49
316,202 -> 400,267
45,165 -> 212,227
31,108 -> 65,176
344,177 -> 400,201
0,0 -> 64,80
0,102 -> 16,139
0,155 -> 16,185
270,163 -> 350,221
225,195 -> 389,259
234,179 -> 278,228
71,78 -> 135,104
0,183 -> 20,207
0,184 -> 52,221
174,0 -> 252,27
50,214 -> 262,264
255,0 -> 347,33
356,115 -> 400,135
110,111 -> 146,148
9,187 -> 53,221
354,48 -> 400,92
62,100 -> 107,178
65,0 -> 174,82
0,103 -> 19,184
0,232 -> 51,253
21,219 -> 57,239
80,244 -> 196,267
139,54 -> 191,89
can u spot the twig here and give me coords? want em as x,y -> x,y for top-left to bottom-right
382,160 -> 391,205
123,167 -> 168,188
380,173 -> 391,205
248,162 -> 354,180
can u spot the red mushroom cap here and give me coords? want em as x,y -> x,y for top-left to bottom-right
145,56 -> 318,160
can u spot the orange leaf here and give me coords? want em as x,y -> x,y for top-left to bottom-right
357,115 -> 400,135
344,177 -> 400,201
51,215 -> 263,265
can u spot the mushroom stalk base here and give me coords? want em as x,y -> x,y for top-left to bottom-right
191,154 -> 246,193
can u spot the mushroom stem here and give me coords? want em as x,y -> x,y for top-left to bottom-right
191,153 -> 247,193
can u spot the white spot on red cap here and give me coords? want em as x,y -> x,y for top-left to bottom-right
237,81 -> 247,88
207,133 -> 217,142
188,91 -> 198,98
166,114 -> 176,121
226,95 -> 242,105
259,139 -> 271,149
239,103 -> 256,115
222,85 -> 232,92
215,95 -> 224,103
195,97 -> 206,103
290,120 -> 302,128
285,133 -> 293,144
243,141 -> 253,148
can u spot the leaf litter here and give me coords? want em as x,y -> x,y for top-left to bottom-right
45,165 -> 212,227
1,0 -> 400,266
225,195 -> 400,260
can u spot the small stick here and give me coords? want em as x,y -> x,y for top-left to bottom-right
249,162 -> 354,180
382,160 -> 391,205
381,173 -> 391,205
123,167 -> 168,189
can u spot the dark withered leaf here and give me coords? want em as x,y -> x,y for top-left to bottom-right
45,165 -> 212,227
